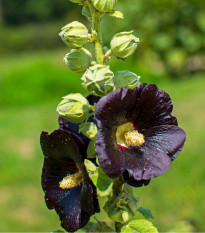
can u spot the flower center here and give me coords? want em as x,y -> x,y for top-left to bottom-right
59,171 -> 83,189
116,122 -> 145,148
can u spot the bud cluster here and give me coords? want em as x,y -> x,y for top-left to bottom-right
57,0 -> 141,128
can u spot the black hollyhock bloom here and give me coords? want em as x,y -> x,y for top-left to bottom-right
95,84 -> 186,187
40,129 -> 99,232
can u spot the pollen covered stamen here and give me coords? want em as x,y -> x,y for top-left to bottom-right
59,171 -> 83,189
125,130 -> 145,147
116,122 -> 145,148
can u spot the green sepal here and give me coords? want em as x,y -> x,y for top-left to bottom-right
84,160 -> 113,197
138,206 -> 154,220
121,219 -> 158,233
109,11 -> 124,19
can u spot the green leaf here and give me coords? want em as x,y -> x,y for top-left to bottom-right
78,222 -> 99,232
94,167 -> 113,197
121,219 -> 158,233
84,160 -> 113,197
87,139 -> 96,159
109,11 -> 124,19
138,206 -> 154,219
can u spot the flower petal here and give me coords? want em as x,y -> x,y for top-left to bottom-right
126,145 -> 172,180
142,125 -> 186,160
133,84 -> 177,129
40,130 -> 99,232
95,128 -> 126,177
95,88 -> 139,129
123,171 -> 151,187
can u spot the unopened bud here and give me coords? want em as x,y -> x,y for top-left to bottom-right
64,48 -> 92,73
81,64 -> 114,96
57,93 -> 90,123
92,0 -> 117,13
114,70 -> 140,89
110,31 -> 139,59
59,21 -> 88,48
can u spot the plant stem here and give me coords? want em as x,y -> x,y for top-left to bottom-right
113,175 -> 124,196
89,4 -> 104,64
115,222 -> 123,233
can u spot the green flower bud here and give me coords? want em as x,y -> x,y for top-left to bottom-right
104,185 -> 139,224
57,93 -> 90,123
114,70 -> 141,89
59,21 -> 88,48
92,0 -> 117,13
64,48 -> 92,73
110,31 -> 139,59
81,64 -> 114,96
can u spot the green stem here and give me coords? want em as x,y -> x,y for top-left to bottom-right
115,222 -> 123,233
89,4 -> 104,64
113,175 -> 124,196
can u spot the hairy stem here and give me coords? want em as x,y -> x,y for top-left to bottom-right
89,4 -> 104,64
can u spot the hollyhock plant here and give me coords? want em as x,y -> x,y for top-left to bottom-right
40,130 -> 99,232
40,0 -> 186,232
94,84 -> 186,187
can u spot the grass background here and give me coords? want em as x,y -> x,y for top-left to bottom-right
0,49 -> 205,232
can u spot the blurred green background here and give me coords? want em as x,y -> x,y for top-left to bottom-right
0,0 -> 205,232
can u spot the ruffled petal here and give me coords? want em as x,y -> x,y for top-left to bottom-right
133,84 -> 177,129
95,88 -> 139,129
40,130 -> 99,232
142,125 -> 186,160
125,145 -> 172,180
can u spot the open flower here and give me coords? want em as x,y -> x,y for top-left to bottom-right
94,84 -> 186,187
40,129 -> 99,232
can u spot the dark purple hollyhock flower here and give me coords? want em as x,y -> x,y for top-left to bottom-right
40,130 -> 99,232
95,84 -> 186,187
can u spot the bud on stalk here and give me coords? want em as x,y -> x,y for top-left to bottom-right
92,0 -> 117,13
110,31 -> 139,59
64,48 -> 92,73
57,93 -> 90,123
59,21 -> 88,48
114,70 -> 140,89
81,64 -> 114,96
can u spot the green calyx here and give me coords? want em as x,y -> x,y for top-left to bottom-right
81,64 -> 114,96
64,48 -> 92,73
114,70 -> 141,89
104,185 -> 140,224
59,21 -> 88,48
111,31 -> 139,59
92,0 -> 117,13
57,93 -> 90,123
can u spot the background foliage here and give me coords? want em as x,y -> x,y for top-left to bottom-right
0,0 -> 204,76
0,0 -> 205,232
